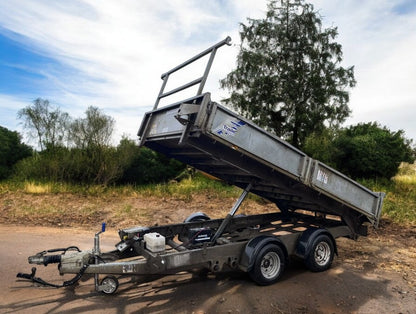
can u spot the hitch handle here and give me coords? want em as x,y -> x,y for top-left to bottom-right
28,254 -> 62,266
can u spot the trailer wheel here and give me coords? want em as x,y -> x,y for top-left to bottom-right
304,234 -> 334,272
100,276 -> 119,295
249,244 -> 285,285
184,212 -> 210,223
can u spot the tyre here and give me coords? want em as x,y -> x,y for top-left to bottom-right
100,276 -> 119,295
180,212 -> 211,243
304,234 -> 334,272
184,212 -> 210,223
248,244 -> 285,285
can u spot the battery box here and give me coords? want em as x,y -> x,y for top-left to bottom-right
189,228 -> 212,244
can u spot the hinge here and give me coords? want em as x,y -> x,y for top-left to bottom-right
175,103 -> 200,125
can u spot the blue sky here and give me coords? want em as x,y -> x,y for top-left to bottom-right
1,0 -> 416,146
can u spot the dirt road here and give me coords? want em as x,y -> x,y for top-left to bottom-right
0,223 -> 415,313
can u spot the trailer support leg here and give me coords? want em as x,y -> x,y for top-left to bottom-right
93,223 -> 106,291
211,183 -> 253,243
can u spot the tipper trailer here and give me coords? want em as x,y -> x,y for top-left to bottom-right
17,37 -> 385,295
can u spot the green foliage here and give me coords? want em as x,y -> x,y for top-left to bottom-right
14,99 -> 187,186
361,164 -> 416,225
333,123 -> 414,179
221,0 -> 355,148
0,126 -> 32,180
70,106 -> 114,149
303,127 -> 337,168
17,98 -> 70,150
116,138 -> 185,185
14,102 -> 125,185
14,146 -> 122,185
13,137 -> 185,186
304,123 -> 415,180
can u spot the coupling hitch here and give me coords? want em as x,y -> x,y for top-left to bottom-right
16,223 -> 118,293
16,245 -> 86,287
28,253 -> 62,266
27,246 -> 81,266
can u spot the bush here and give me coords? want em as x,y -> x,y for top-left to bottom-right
303,128 -> 337,168
304,122 -> 415,180
14,146 -> 123,185
116,138 -> 185,185
334,123 -> 414,179
14,99 -> 185,185
0,126 -> 32,180
13,138 -> 185,186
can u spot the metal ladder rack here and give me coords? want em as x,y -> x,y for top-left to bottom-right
153,36 -> 231,110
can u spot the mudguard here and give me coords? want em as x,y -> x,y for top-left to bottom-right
295,228 -> 337,259
239,235 -> 288,272
184,212 -> 210,223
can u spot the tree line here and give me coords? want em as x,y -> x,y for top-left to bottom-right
1,0 -> 414,184
0,98 -> 184,185
1,96 -> 413,185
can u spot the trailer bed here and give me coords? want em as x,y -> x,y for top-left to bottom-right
138,93 -> 384,235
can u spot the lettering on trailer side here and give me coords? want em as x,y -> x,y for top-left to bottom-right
214,118 -> 246,137
317,169 -> 329,184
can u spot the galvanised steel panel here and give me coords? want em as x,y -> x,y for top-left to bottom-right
147,106 -> 185,137
139,98 -> 384,227
206,106 -> 306,180
310,162 -> 382,219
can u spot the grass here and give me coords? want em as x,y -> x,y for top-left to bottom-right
0,173 -> 244,227
1,165 -> 415,226
0,173 -> 240,197
360,162 -> 416,225
0,180 -> 95,195
135,175 -> 241,200
24,181 -> 52,194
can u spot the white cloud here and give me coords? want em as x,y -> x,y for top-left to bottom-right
0,0 -> 415,143
315,0 -> 416,141
0,0 -> 271,143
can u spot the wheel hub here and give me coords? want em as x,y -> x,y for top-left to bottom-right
260,251 -> 280,279
314,241 -> 331,266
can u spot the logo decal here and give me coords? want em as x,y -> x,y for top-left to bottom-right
317,169 -> 329,184
215,118 -> 246,136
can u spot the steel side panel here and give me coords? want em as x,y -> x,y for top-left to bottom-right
138,99 -> 384,226
199,105 -> 383,223
146,107 -> 185,137
205,106 -> 306,179
310,162 -> 381,219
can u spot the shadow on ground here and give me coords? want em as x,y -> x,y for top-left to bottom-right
4,261 -> 395,314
